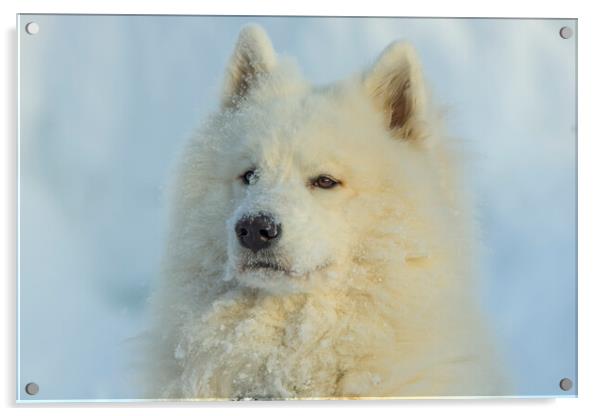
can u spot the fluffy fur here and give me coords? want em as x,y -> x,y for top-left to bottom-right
146,25 -> 507,399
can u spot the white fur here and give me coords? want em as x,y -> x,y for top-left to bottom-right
146,24 -> 508,399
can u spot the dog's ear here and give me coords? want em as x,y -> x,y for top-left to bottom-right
364,42 -> 429,141
221,25 -> 278,109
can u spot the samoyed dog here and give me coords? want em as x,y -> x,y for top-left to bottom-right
146,24 -> 507,399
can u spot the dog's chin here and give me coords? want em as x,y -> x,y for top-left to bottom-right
233,261 -> 331,295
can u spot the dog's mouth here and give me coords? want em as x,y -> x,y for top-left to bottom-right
238,258 -> 332,279
241,260 -> 289,274
233,255 -> 335,292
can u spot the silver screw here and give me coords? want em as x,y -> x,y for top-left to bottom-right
25,22 -> 39,35
559,377 -> 573,391
559,26 -> 573,39
25,382 -> 39,395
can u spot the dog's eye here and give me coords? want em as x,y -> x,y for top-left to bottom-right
312,175 -> 339,189
241,169 -> 257,185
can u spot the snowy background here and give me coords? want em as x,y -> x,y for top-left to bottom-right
18,15 -> 576,400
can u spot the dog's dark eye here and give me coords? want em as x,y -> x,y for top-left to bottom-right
241,169 -> 257,185
312,175 -> 339,189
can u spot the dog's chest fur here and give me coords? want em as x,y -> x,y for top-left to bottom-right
169,286 -> 406,399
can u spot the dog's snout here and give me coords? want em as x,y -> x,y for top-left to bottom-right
235,213 -> 282,253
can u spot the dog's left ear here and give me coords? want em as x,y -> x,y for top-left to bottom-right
364,42 -> 429,141
221,25 -> 278,109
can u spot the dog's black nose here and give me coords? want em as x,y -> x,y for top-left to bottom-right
235,213 -> 281,253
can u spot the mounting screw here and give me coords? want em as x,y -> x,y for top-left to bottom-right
25,382 -> 39,396
25,22 -> 40,35
559,26 -> 573,39
559,377 -> 573,391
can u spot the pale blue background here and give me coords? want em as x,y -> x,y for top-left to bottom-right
18,15 -> 577,400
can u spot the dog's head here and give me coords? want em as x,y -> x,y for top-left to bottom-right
169,25 -> 455,295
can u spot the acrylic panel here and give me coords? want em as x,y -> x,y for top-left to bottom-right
17,14 -> 577,402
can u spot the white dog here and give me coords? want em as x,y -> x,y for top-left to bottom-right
146,24 -> 507,399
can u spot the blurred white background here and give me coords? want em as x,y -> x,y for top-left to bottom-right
18,15 -> 576,400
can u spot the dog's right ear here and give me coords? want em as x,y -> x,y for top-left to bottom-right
221,25 -> 278,109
